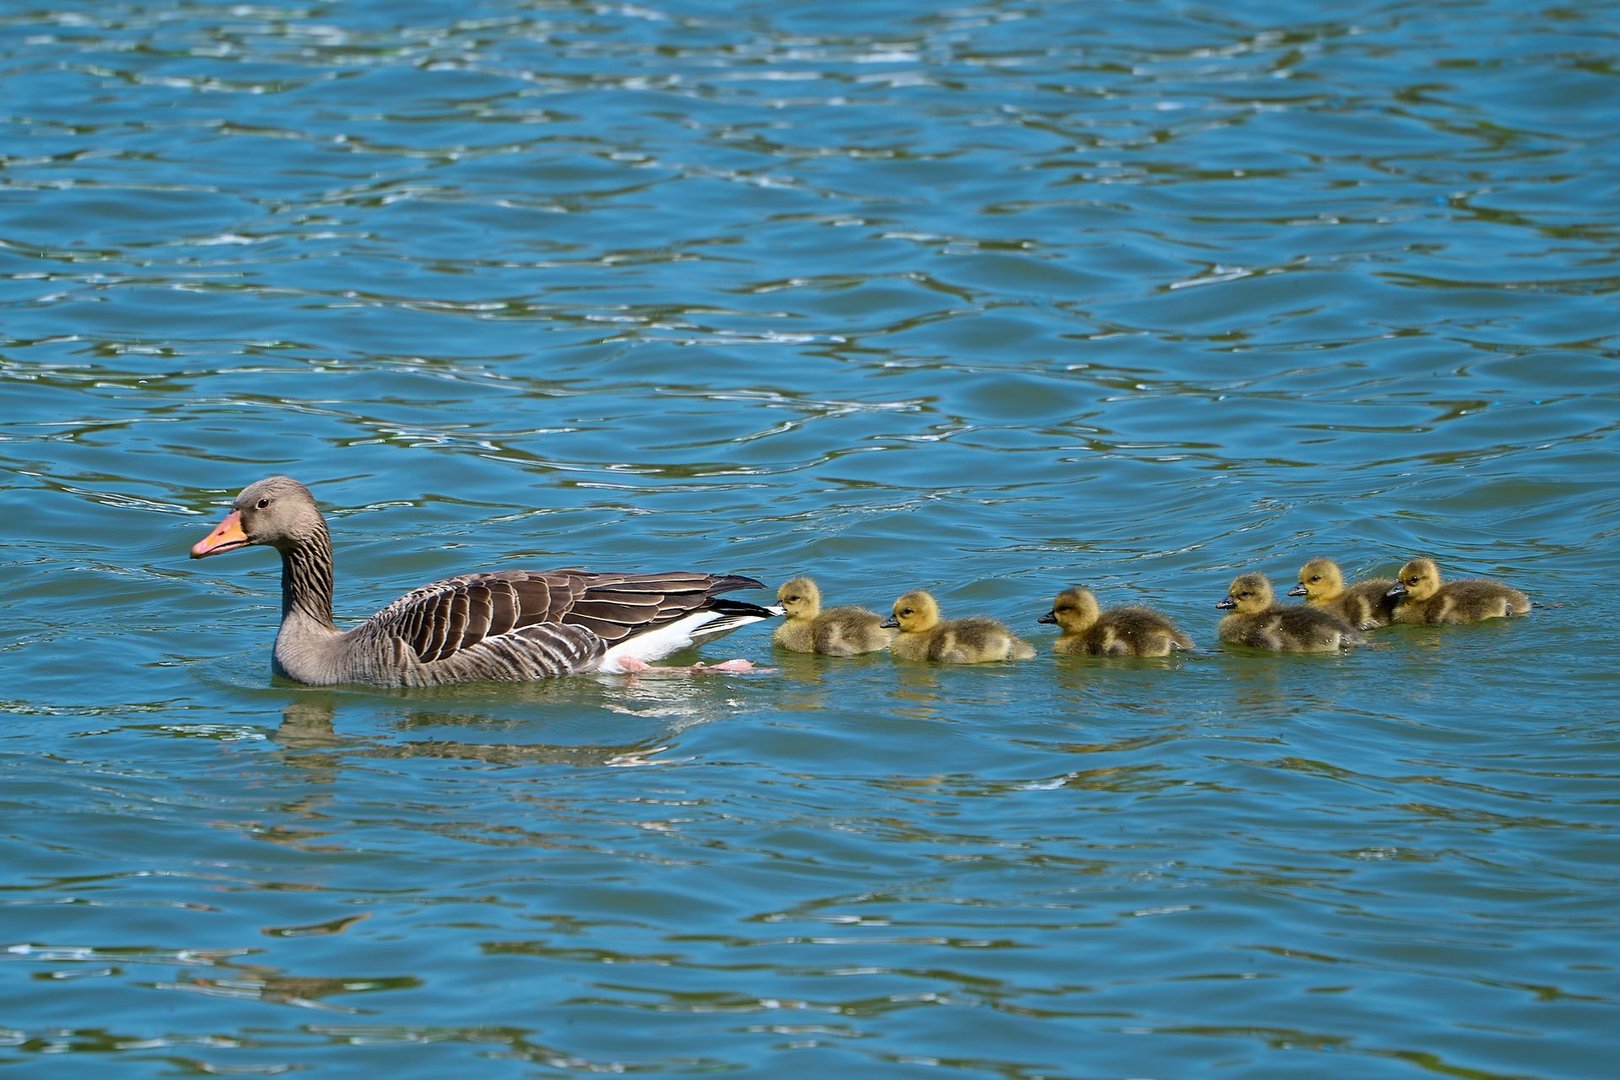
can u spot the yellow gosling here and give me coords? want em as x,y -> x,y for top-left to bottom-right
1217,572 -> 1364,652
773,576 -> 894,657
1387,558 -> 1531,625
1039,586 -> 1193,657
1286,557 -> 1397,630
883,590 -> 1036,664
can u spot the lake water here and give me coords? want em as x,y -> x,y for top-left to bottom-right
3,1 -> 1618,1076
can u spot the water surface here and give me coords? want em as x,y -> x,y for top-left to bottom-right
3,1 -> 1618,1076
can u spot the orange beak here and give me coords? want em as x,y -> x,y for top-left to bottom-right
190,510 -> 250,559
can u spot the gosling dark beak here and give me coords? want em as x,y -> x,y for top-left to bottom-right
1215,596 -> 1236,609
1285,584 -> 1307,597
1037,610 -> 1057,625
879,615 -> 899,629
1386,582 -> 1408,597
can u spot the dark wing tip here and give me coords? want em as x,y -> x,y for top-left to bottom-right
709,574 -> 766,593
708,596 -> 779,620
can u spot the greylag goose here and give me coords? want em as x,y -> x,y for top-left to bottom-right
1285,557 -> 1397,630
1038,586 -> 1193,656
1386,557 -> 1531,624
1217,572 -> 1364,652
773,577 -> 894,656
189,476 -> 778,686
881,590 -> 1035,663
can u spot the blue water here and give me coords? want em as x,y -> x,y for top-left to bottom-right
3,1 -> 1618,1076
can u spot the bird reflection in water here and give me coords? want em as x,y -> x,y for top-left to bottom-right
164,958 -> 420,1013
270,669 -> 750,769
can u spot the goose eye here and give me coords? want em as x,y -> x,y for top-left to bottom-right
1309,576 -> 1320,583
255,497 -> 271,509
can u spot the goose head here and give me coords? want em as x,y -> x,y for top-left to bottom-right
191,475 -> 325,559
1217,572 -> 1273,615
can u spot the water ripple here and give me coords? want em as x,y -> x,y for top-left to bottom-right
4,0 -> 1620,1076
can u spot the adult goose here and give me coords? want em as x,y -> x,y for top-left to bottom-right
189,476 -> 778,687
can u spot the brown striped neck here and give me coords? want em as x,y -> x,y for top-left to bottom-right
279,519 -> 336,629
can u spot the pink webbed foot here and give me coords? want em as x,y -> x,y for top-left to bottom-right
692,658 -> 772,673
610,656 -> 774,676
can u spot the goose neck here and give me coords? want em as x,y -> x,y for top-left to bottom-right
279,523 -> 336,629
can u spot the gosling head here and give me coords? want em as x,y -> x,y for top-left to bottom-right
1039,586 -> 1101,633
777,576 -> 823,620
1388,558 -> 1441,601
1217,572 -> 1273,615
882,590 -> 941,634
1287,557 -> 1344,601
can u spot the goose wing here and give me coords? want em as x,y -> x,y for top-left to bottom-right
550,571 -> 773,644
363,570 -> 766,674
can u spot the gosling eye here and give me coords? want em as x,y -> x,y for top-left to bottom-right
785,595 -> 800,603
255,497 -> 271,509
1308,576 -> 1320,583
